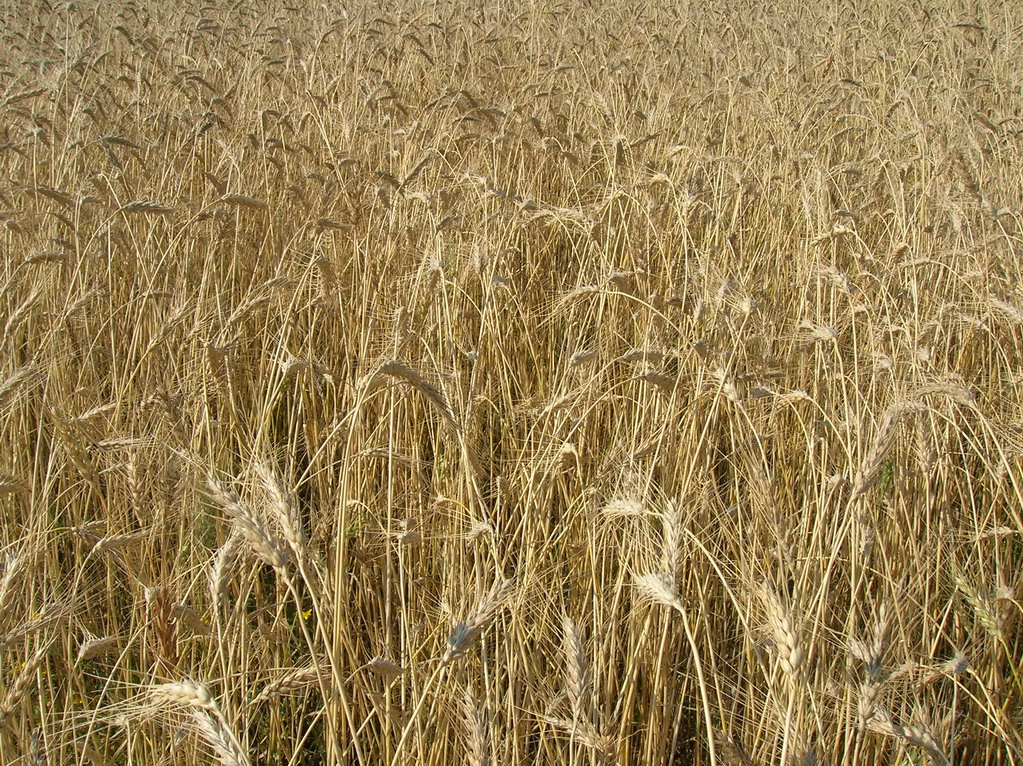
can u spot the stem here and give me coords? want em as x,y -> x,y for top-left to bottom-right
387,662 -> 448,766
669,600 -> 718,766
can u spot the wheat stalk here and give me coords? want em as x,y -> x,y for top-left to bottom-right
636,572 -> 718,763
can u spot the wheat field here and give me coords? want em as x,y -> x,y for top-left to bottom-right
1,0 -> 1022,763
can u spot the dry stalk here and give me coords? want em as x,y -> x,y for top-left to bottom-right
636,572 -> 718,764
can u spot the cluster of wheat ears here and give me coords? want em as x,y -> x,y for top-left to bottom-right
1,0 -> 1022,763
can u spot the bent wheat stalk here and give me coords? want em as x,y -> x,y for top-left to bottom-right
636,572 -> 718,766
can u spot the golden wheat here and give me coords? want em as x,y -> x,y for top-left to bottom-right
1,0 -> 1022,762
